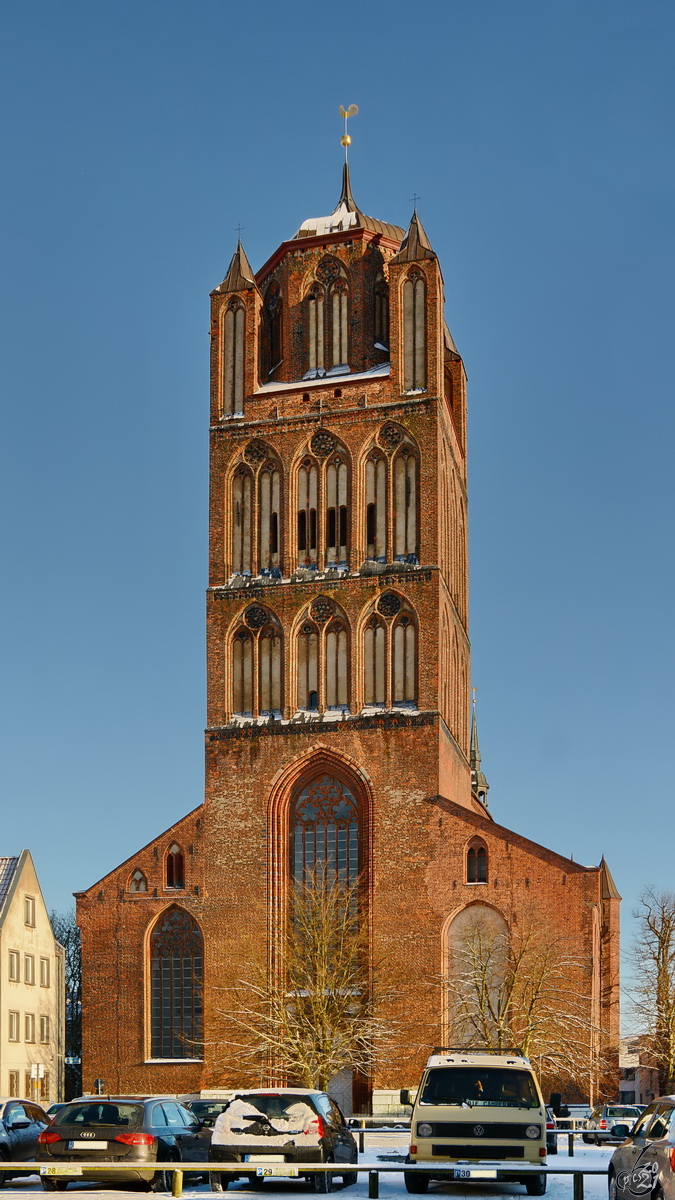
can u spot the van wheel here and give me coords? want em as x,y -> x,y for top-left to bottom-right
525,1175 -> 547,1196
404,1173 -> 429,1193
41,1182 -> 68,1193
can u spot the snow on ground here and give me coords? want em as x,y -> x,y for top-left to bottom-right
1,1138 -> 613,1200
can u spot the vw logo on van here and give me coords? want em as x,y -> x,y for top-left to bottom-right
473,1125 -> 485,1136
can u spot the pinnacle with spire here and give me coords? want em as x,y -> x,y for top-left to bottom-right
218,239 -> 256,293
470,704 -> 490,808
390,208 -> 436,264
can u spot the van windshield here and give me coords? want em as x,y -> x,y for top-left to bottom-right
419,1068 -> 539,1109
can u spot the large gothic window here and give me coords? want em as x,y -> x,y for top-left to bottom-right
365,454 -> 387,561
331,281 -> 348,367
362,592 -> 417,709
258,458 -> 281,571
304,259 -> 349,377
325,457 -> 348,565
364,426 -> 418,564
232,605 -> 283,718
297,620 -> 319,711
291,775 -> 359,888
296,599 -> 349,713
402,270 -> 426,391
393,446 -> 418,559
232,466 -> 252,574
222,300 -> 245,415
229,442 -> 283,578
150,907 -> 203,1060
307,286 -> 325,372
364,616 -> 386,706
297,458 -> 319,566
325,619 -> 348,709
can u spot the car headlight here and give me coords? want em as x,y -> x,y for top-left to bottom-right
417,1123 -> 433,1138
525,1125 -> 541,1139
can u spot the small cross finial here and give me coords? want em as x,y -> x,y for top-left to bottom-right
234,223 -> 244,241
410,193 -> 420,213
339,104 -> 358,162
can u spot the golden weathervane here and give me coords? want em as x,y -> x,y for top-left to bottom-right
339,104 -> 358,160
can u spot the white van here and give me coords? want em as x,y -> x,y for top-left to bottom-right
401,1048 -> 547,1195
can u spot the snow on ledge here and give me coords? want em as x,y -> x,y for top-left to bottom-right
254,363 -> 390,396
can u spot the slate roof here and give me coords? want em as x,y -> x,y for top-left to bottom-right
217,241 -> 257,293
294,164 -> 405,243
0,857 -> 19,914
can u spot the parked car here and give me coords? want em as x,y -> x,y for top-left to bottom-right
0,1099 -> 50,1182
608,1097 -> 675,1200
37,1096 -> 211,1190
545,1109 -> 557,1155
185,1100 -> 231,1129
207,1089 -> 358,1192
45,1104 -> 68,1122
584,1104 -> 641,1145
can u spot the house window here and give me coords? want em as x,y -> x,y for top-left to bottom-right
24,955 -> 35,985
25,1013 -> 35,1043
40,1015 -> 50,1043
467,842 -> 488,884
291,774 -> 360,889
150,906 -> 203,1059
24,896 -> 35,927
9,950 -> 20,982
40,1073 -> 50,1102
165,844 -> 185,890
8,1011 -> 19,1041
129,869 -> 148,894
8,1072 -> 19,1098
40,958 -> 50,987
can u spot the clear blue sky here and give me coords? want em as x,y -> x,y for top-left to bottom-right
1,1 -> 673,1002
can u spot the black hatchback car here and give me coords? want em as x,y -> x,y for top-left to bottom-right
37,1096 -> 210,1190
208,1089 -> 358,1192
0,1098 -> 50,1182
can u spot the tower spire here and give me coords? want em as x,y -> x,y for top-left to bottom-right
470,695 -> 490,808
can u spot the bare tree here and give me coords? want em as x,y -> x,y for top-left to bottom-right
443,909 -> 608,1096
629,888 -> 675,1094
212,875 -> 398,1091
50,909 -> 82,1099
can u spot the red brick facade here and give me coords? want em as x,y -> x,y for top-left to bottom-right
76,173 -> 620,1106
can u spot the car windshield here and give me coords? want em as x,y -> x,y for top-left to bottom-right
419,1068 -> 539,1108
607,1107 -> 640,1118
237,1094 -> 316,1120
53,1103 -> 144,1129
189,1102 -> 230,1126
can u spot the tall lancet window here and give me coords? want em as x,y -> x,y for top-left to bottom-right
374,272 -> 389,347
291,775 -> 360,889
232,466 -> 252,574
232,629 -> 254,716
325,455 -> 348,565
393,446 -> 418,559
365,453 -> 386,561
325,619 -> 348,709
297,458 -> 319,566
150,907 -> 203,1060
392,612 -> 416,705
402,269 -> 426,391
364,615 -> 386,706
266,281 -> 282,375
331,281 -> 348,367
259,621 -> 282,715
297,621 -> 319,710
258,458 -> 281,571
223,299 -> 245,414
307,285 -> 325,372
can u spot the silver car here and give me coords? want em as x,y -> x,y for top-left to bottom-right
608,1097 -> 675,1200
585,1104 -> 642,1144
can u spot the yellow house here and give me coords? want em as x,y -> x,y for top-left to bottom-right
0,852 -> 65,1103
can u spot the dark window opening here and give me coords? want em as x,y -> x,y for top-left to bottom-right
270,513 -> 278,555
298,511 -> 307,552
467,845 -> 488,884
150,908 -> 203,1060
339,506 -> 348,548
327,508 -> 336,548
166,845 -> 185,890
309,509 -> 317,550
366,503 -> 376,548
308,690 -> 318,711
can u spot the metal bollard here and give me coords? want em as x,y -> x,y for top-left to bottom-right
573,1172 -> 584,1200
569,1132 -> 575,1157
368,1169 -> 379,1198
359,1119 -> 366,1154
171,1168 -> 183,1197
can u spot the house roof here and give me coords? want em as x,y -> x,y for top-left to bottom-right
0,857 -> 19,915
293,164 -> 405,243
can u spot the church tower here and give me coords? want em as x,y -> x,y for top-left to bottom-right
76,142 -> 619,1110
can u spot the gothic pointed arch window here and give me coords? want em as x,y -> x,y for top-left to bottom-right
232,465 -> 253,574
364,615 -> 386,706
466,839 -> 488,884
393,444 -> 418,560
325,618 -> 349,710
291,775 -> 360,889
330,279 -> 348,368
258,456 -> 281,571
165,844 -> 185,890
297,620 -> 320,711
297,456 -> 319,567
307,284 -> 325,373
402,269 -> 426,391
374,272 -> 389,349
150,906 -> 203,1059
325,453 -> 349,565
222,299 -> 245,415
365,452 -> 386,561
392,611 -> 416,705
264,280 -> 282,377
444,904 -> 507,1040
129,869 -> 147,894
231,605 -> 283,718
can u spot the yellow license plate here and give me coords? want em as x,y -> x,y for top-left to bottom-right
256,1167 -> 299,1177
41,1167 -> 83,1176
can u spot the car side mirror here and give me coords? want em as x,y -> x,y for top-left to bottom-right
611,1125 -> 630,1139
400,1089 -> 412,1107
10,1119 -> 31,1130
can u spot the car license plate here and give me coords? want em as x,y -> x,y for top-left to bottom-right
41,1167 -> 83,1176
245,1155 -> 285,1163
453,1169 -> 497,1179
68,1140 -> 108,1149
256,1167 -> 299,1177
